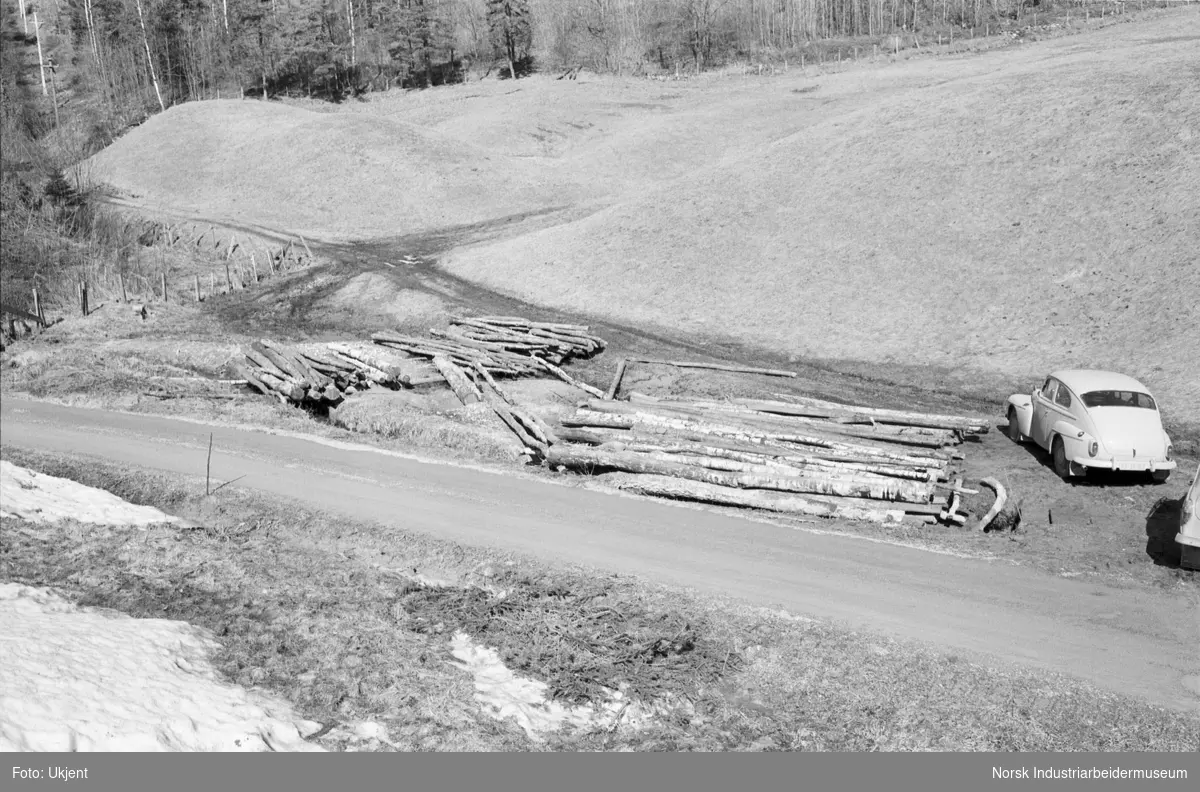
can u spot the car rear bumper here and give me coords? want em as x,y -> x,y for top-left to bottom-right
1071,456 -> 1176,472
1176,532 -> 1200,549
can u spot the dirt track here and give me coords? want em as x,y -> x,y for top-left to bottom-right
4,397 -> 1197,714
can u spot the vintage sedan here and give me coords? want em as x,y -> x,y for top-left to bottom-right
1178,466 -> 1200,571
1005,370 -> 1176,482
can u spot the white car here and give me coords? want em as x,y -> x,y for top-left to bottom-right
1005,370 -> 1176,483
1178,467 -> 1200,571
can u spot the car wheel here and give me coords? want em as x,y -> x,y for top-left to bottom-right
1181,545 -> 1200,572
1051,436 -> 1072,480
1150,470 -> 1171,484
1007,407 -> 1023,443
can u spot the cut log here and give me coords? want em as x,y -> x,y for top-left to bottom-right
243,349 -> 289,381
327,342 -> 405,382
479,385 -> 545,454
232,362 -> 271,396
760,395 -> 991,434
251,341 -> 309,387
582,398 -> 955,448
621,450 -> 934,496
605,358 -> 630,401
254,369 -> 305,402
533,358 -> 606,398
432,355 -> 482,405
563,408 -> 948,463
630,358 -> 796,378
546,446 -> 931,503
591,433 -> 936,480
649,398 -> 960,442
605,474 -> 906,523
265,340 -> 331,389
977,477 -> 1008,531
298,349 -> 358,372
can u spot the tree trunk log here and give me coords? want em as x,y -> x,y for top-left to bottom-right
629,358 -> 796,378
433,355 -> 482,405
533,357 -> 606,398
546,446 -> 931,503
978,477 -> 1008,531
582,398 -> 955,448
754,395 -> 990,434
562,408 -> 949,462
605,474 -> 907,523
327,342 -> 404,382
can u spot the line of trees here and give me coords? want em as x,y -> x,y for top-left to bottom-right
10,0 -> 1036,121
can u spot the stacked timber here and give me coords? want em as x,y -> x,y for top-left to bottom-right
236,317 -> 604,458
233,338 -> 413,408
547,394 -> 990,525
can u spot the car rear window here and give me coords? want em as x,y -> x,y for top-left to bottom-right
1081,391 -> 1157,410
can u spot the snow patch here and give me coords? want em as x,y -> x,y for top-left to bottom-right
0,461 -> 180,527
0,584 -> 324,752
448,631 -> 654,740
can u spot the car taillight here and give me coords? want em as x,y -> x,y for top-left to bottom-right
1089,441 -> 1098,457
1166,444 -> 1173,461
1183,497 -> 1194,524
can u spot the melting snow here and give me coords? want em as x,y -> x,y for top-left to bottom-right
448,631 -> 653,740
0,584 -> 324,752
0,460 -> 180,527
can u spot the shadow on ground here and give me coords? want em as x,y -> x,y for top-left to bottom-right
1146,497 -> 1183,569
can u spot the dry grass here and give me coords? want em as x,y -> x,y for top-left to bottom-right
77,12 -> 1200,429
443,12 -> 1200,425
87,100 -> 582,244
330,395 -> 527,464
1,448 -> 1198,752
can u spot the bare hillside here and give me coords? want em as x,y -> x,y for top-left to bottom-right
88,100 -> 583,241
443,14 -> 1200,419
85,12 -> 1200,422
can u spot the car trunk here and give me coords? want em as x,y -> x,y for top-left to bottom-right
1090,408 -> 1167,459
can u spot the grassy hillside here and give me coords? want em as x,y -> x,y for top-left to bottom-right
81,11 -> 1200,422
88,100 -> 587,241
442,13 -> 1200,420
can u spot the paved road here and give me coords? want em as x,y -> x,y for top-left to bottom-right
3,398 -> 1197,712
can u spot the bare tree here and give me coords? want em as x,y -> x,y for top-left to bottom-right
135,0 -> 167,111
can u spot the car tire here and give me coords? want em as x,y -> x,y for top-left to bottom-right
1007,407 -> 1023,443
1150,470 -> 1171,484
1051,436 -> 1072,481
1181,545 -> 1200,572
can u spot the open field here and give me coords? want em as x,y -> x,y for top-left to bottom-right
2,448 -> 1198,751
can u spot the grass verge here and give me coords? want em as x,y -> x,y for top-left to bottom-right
2,447 -> 1197,752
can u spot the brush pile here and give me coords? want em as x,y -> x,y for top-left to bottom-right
547,393 -> 990,525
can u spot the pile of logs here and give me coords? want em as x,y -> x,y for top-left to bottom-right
231,339 -> 417,408
230,320 -> 998,528
545,393 -> 991,525
372,316 -> 608,398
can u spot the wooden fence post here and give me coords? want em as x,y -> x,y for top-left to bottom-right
251,256 -> 259,283
80,281 -> 89,316
32,288 -> 44,326
194,274 -> 201,302
225,262 -> 233,292
160,272 -> 167,302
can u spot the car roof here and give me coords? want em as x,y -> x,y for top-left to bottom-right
1050,369 -> 1152,395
